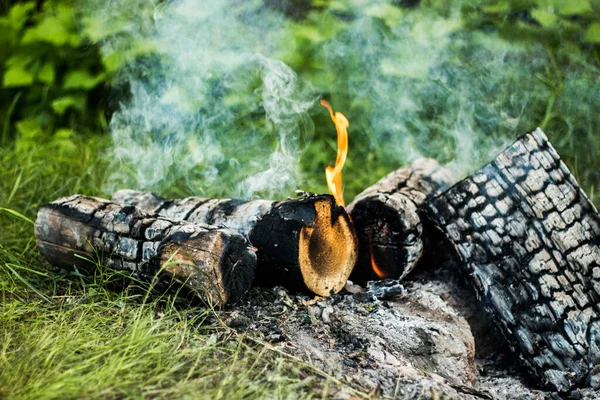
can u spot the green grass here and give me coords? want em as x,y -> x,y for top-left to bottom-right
0,139 -> 360,399
0,294 -> 330,399
1,1 -> 600,398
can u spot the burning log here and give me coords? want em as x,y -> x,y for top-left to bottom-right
424,128 -> 600,392
35,195 -> 257,305
112,190 -> 358,297
346,158 -> 455,282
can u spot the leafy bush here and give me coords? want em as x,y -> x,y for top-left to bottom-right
0,0 -> 109,149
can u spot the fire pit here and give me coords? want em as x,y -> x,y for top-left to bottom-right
34,108 -> 600,396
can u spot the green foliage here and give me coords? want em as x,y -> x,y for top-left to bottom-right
458,0 -> 600,199
0,1 -> 599,397
463,0 -> 600,51
0,0 -> 109,146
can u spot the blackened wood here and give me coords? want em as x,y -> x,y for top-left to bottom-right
346,158 -> 454,282
112,191 -> 358,297
35,195 -> 256,305
423,128 -> 600,392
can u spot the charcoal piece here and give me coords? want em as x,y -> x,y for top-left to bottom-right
423,128 -> 600,392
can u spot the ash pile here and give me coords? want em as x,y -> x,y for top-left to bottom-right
34,128 -> 600,399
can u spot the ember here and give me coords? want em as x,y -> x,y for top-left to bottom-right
347,159 -> 455,282
369,239 -> 388,280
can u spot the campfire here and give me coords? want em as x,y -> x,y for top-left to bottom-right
34,100 -> 600,394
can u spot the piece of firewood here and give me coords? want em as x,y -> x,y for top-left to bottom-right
346,158 -> 455,282
35,195 -> 257,305
112,191 -> 358,297
423,128 -> 600,392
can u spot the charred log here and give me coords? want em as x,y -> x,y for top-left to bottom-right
112,191 -> 358,297
346,158 -> 454,283
35,195 -> 257,305
423,128 -> 600,393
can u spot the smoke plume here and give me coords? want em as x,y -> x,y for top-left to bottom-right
94,0 -> 315,198
86,0 -> 599,200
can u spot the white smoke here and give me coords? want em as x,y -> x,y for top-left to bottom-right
86,0 -> 597,200
98,0 -> 316,199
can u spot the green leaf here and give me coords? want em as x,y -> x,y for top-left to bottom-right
584,22 -> 600,43
3,66 -> 34,87
37,62 -> 55,84
294,24 -> 326,43
482,2 -> 510,14
55,5 -> 75,30
53,128 -> 73,140
82,15 -> 132,42
531,8 -> 558,27
22,16 -> 70,46
6,54 -> 32,68
52,128 -> 77,154
56,5 -> 82,46
15,118 -> 42,138
0,19 -> 14,45
557,0 -> 592,16
63,70 -> 105,90
52,95 -> 86,115
8,2 -> 36,30
15,118 -> 43,152
365,4 -> 403,27
101,41 -> 157,73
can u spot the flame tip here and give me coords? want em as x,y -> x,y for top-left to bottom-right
321,100 -> 348,207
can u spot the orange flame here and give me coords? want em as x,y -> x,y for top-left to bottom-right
321,99 -> 348,207
369,240 -> 388,279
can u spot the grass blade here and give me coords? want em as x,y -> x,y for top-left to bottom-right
7,171 -> 23,204
0,207 -> 34,225
3,263 -> 50,302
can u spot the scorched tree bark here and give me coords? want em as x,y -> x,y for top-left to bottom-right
35,195 -> 257,305
112,191 -> 358,297
424,128 -> 600,393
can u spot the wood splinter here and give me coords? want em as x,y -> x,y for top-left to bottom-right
35,195 -> 257,305
346,158 -> 455,283
112,190 -> 358,297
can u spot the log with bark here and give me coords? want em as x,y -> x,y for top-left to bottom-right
346,158 -> 455,283
112,191 -> 358,297
423,128 -> 600,393
35,195 -> 257,305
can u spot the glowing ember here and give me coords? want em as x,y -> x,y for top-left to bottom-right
369,239 -> 388,279
321,99 -> 349,207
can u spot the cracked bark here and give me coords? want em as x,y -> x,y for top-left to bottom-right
346,158 -> 455,282
112,191 -> 358,297
35,195 -> 257,305
423,128 -> 600,393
